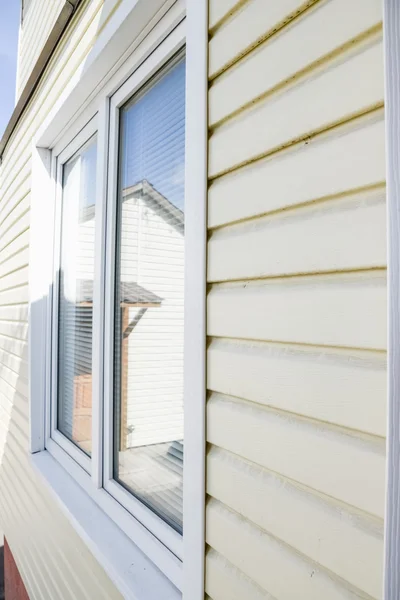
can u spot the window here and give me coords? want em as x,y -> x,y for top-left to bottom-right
30,4 -> 207,596
57,137 -> 97,457
47,50 -> 186,573
113,57 -> 185,534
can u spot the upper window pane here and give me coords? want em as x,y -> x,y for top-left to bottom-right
58,137 -> 97,456
113,56 -> 185,533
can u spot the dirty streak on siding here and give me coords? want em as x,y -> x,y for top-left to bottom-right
206,1 -> 386,599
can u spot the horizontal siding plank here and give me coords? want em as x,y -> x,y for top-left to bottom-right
0,156 -> 30,203
208,190 -> 386,281
0,320 -> 29,341
18,1 -> 62,93
209,0 -> 242,31
209,0 -> 318,79
207,393 -> 386,518
206,548 -> 274,600
0,304 -> 28,321
207,446 -> 383,598
209,0 -> 382,126
0,248 -> 29,280
0,187 -> 31,239
209,37 -> 384,178
0,267 -> 29,293
0,152 -> 34,206
208,272 -> 387,350
0,285 -> 29,306
208,115 -> 385,228
0,349 -> 28,380
0,212 -> 30,256
0,231 -> 30,269
207,498 -> 372,600
0,197 -> 31,249
207,338 -> 386,436
0,201 -> 30,247
0,333 -> 28,359
0,367 -> 29,400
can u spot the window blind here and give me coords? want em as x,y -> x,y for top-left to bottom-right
58,138 -> 97,456
114,56 -> 186,534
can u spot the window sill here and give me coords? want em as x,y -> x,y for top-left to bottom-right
31,451 -> 181,600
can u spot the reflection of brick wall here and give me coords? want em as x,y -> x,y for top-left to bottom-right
73,374 -> 92,453
4,538 -> 29,600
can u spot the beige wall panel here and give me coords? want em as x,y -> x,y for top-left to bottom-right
0,350 -> 28,382
208,115 -> 385,228
208,446 -> 383,598
0,213 -> 30,256
0,285 -> 29,306
208,190 -> 386,281
0,199 -> 30,239
0,195 -> 30,244
208,338 -> 386,436
0,367 -> 29,402
208,273 -> 387,350
206,548 -> 274,600
0,159 -> 31,206
209,0 -> 319,79
209,38 -> 384,178
0,321 -> 29,343
0,304 -> 28,321
0,249 -> 29,280
17,0 -> 65,96
0,267 -> 29,294
207,498 -> 372,600
0,232 -> 30,269
208,0 -> 242,31
207,393 -> 385,517
209,0 -> 382,126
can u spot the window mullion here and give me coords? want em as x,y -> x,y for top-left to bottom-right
49,158 -> 63,445
103,97 -> 120,489
92,98 -> 111,488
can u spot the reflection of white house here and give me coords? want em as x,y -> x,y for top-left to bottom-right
119,180 -> 184,451
73,180 -> 184,454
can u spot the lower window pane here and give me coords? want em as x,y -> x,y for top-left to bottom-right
113,57 -> 185,533
58,137 -> 97,456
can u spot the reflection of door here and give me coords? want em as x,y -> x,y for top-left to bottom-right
120,307 -> 129,452
72,306 -> 93,453
119,301 -> 158,451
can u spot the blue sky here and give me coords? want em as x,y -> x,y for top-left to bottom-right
0,1 -> 20,138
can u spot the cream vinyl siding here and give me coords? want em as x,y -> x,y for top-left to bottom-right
206,1 -> 386,599
0,0 -> 122,598
17,0 -> 65,98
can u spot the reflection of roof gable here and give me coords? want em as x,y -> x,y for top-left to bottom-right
122,180 -> 184,234
77,280 -> 162,307
81,180 -> 184,234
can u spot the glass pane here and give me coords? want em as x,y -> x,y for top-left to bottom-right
114,57 -> 185,533
58,137 -> 97,456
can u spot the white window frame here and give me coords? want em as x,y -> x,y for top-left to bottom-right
102,50 -> 185,558
48,117 -> 97,475
29,1 -> 208,598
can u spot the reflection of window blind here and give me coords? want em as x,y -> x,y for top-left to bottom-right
58,138 -> 97,455
114,56 -> 186,534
